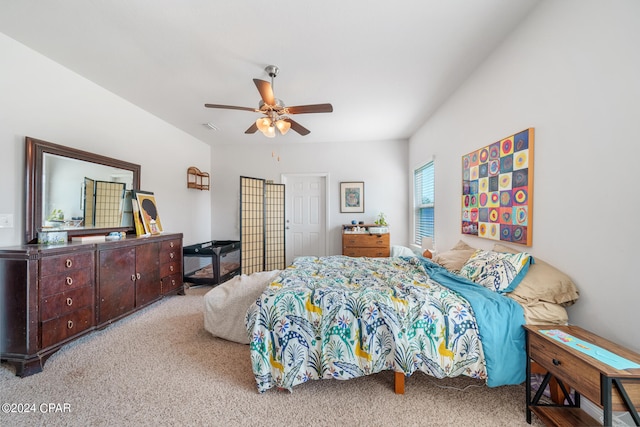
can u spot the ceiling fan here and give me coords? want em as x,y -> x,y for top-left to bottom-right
205,65 -> 333,137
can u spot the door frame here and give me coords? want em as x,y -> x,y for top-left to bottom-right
280,173 -> 331,260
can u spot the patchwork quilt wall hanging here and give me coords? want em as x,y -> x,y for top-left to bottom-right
461,128 -> 534,246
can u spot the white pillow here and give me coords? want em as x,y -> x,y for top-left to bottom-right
203,270 -> 281,344
391,245 -> 418,257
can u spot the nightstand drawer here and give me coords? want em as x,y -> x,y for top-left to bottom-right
529,331 -> 601,404
343,247 -> 391,257
343,234 -> 389,248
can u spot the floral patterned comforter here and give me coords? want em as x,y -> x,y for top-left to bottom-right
246,255 -> 492,393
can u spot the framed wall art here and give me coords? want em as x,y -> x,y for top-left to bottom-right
461,128 -> 534,246
340,181 -> 364,213
134,190 -> 163,235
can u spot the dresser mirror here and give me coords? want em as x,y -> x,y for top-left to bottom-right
25,137 -> 141,243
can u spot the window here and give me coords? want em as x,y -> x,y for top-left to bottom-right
414,161 -> 434,246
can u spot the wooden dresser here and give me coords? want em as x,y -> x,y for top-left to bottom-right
0,233 -> 183,377
524,324 -> 640,426
342,224 -> 390,257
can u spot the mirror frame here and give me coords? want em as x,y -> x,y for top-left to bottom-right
25,137 -> 141,244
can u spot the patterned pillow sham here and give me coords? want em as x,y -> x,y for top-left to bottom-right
459,249 -> 534,293
493,243 -> 579,306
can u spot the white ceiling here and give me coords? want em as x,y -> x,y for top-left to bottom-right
0,0 -> 539,146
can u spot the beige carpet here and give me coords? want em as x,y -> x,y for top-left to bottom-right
0,286 -> 544,427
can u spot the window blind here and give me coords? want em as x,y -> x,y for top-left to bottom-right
414,161 -> 434,246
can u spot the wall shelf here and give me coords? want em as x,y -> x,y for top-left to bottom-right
187,166 -> 210,191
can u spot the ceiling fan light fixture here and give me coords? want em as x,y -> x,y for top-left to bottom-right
256,117 -> 271,133
264,124 -> 276,138
205,65 -> 332,138
275,119 -> 291,135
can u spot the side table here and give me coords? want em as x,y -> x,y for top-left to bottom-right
524,324 -> 640,426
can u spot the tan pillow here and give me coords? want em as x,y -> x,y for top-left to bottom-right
508,293 -> 569,325
493,243 -> 579,306
432,240 -> 476,272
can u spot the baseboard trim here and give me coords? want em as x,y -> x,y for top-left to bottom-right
582,397 -> 635,426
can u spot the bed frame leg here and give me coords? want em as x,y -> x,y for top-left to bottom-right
394,372 -> 405,394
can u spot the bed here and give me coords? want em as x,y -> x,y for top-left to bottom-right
239,241 -> 579,394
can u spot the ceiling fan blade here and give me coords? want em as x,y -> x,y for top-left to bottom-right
285,118 -> 310,136
204,104 -> 257,112
244,122 -> 258,134
253,79 -> 275,105
287,103 -> 334,114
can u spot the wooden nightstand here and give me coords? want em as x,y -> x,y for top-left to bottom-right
524,325 -> 640,426
342,224 -> 390,257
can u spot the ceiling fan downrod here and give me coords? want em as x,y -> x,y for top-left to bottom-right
265,65 -> 279,89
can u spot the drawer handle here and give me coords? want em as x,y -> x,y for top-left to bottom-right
136,273 -> 141,280
66,297 -> 73,306
171,279 -> 176,285
67,320 -> 74,329
65,259 -> 73,268
169,265 -> 174,272
66,276 -> 73,286
131,274 -> 136,281
170,253 -> 174,259
170,242 -> 174,248
552,358 -> 561,366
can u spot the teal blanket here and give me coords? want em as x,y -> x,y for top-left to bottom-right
418,257 -> 526,386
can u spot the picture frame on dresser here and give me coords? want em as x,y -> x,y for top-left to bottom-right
134,190 -> 163,235
340,181 -> 364,213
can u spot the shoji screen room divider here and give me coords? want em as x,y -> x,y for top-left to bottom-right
240,176 -> 285,274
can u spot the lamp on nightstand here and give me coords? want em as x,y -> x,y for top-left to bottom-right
422,237 -> 434,259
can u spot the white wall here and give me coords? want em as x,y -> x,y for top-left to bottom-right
0,33 -> 211,247
410,0 -> 640,352
211,140 -> 409,255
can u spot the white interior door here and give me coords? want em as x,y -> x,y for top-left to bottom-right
283,174 -> 327,265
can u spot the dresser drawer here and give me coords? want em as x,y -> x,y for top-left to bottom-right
160,261 -> 181,278
40,251 -> 94,276
528,331 -> 601,404
160,249 -> 180,265
160,239 -> 182,264
40,267 -> 94,296
41,306 -> 93,349
162,273 -> 183,294
40,286 -> 94,322
343,233 -> 389,248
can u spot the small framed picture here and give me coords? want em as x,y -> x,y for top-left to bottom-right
340,181 -> 364,213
